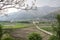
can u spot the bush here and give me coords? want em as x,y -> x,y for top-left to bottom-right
49,35 -> 58,40
0,24 -> 14,40
3,37 -> 14,40
2,33 -> 15,40
28,32 -> 42,40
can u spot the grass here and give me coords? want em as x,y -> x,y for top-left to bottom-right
41,26 -> 53,33
0,22 -> 55,33
38,23 -> 55,33
0,22 -> 32,29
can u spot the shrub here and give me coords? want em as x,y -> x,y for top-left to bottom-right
28,32 -> 42,40
49,35 -> 58,40
3,37 -> 14,40
0,24 -> 14,40
2,33 -> 15,40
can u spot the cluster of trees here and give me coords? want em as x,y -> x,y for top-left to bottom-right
16,21 -> 31,23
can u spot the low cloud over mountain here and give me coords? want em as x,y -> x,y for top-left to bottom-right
0,6 -> 60,21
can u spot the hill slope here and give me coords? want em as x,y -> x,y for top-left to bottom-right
42,9 -> 60,20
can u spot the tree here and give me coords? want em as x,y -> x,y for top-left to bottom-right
28,32 -> 42,40
0,24 -> 3,40
56,14 -> 60,40
49,14 -> 60,40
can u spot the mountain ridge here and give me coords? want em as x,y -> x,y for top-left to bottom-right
42,9 -> 60,20
0,6 -> 60,21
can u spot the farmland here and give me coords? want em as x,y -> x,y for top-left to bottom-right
0,21 -> 33,29
38,22 -> 57,34
0,21 -> 56,40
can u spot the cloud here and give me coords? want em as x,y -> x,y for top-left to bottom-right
48,0 -> 60,7
36,0 -> 60,7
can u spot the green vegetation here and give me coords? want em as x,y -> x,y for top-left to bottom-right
28,32 -> 42,40
0,24 -> 3,40
49,35 -> 58,40
3,23 -> 31,29
49,14 -> 60,40
2,33 -> 15,40
38,22 -> 57,33
41,26 -> 53,33
0,21 -> 32,29
38,23 -> 53,33
0,24 -> 14,40
16,21 -> 31,23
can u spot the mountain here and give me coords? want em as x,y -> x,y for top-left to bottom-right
0,6 -> 60,21
42,9 -> 60,20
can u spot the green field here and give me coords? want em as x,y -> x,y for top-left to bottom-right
0,22 -> 33,29
38,23 -> 56,33
0,21 -> 56,33
40,26 -> 53,33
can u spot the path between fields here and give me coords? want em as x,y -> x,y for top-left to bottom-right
33,21 -> 53,35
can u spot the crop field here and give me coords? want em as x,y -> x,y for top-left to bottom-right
38,22 -> 57,33
0,21 -> 56,33
0,22 -> 33,29
39,25 -> 53,33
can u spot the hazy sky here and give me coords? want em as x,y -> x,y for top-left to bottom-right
36,0 -> 60,7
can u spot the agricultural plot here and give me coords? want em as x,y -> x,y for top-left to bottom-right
0,22 -> 33,29
0,21 -> 57,40
38,22 -> 57,34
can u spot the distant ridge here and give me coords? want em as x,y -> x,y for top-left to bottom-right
0,6 -> 60,21
42,9 -> 60,20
